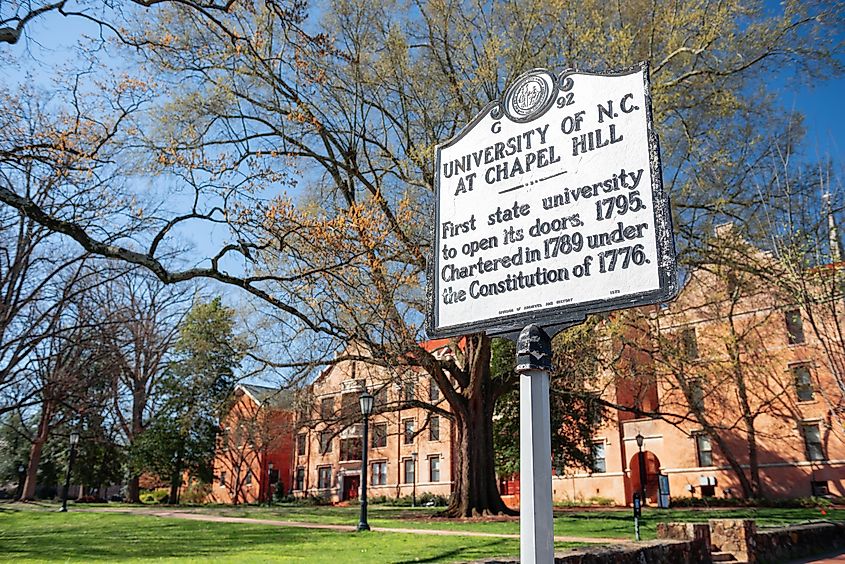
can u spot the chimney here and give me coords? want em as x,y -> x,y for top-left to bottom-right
823,193 -> 843,264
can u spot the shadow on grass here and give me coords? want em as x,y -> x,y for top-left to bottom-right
394,538 -> 514,564
0,512 -> 339,561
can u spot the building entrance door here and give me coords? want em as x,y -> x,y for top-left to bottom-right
629,451 -> 661,505
342,475 -> 360,501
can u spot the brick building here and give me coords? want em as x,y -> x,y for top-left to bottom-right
291,341 -> 455,503
207,232 -> 844,506
557,231 -> 845,505
206,384 -> 295,504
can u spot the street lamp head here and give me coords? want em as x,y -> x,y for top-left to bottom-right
359,391 -> 374,416
70,432 -> 79,446
18,464 -> 25,473
635,432 -> 644,449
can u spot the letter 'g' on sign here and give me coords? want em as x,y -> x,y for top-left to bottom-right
426,63 -> 677,338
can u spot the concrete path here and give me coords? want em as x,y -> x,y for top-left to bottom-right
77,507 -> 627,545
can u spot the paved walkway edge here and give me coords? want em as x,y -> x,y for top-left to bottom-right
77,507 -> 625,544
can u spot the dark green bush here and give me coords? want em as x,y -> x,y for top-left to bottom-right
299,494 -> 331,506
670,495 -> 841,509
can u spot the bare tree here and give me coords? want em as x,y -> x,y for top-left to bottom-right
94,270 -> 191,502
1,0 -> 842,515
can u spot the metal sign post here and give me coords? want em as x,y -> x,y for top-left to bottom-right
424,63 -> 678,564
516,325 -> 554,564
633,492 -> 642,541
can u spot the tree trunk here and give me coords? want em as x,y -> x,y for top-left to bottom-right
168,477 -> 180,505
708,432 -> 755,498
127,476 -> 141,503
125,383 -> 146,503
728,320 -> 763,498
21,401 -> 53,500
168,447 -> 184,504
444,338 -> 515,518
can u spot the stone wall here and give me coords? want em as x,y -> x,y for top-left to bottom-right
756,522 -> 845,563
472,539 -> 710,564
658,518 -> 845,563
709,519 -> 756,562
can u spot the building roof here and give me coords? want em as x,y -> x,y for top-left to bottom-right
238,383 -> 294,409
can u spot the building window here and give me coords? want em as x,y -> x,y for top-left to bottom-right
403,380 -> 415,403
429,416 -> 440,441
803,423 -> 825,461
403,458 -> 415,484
689,379 -> 705,412
372,422 -> 387,448
295,467 -> 305,491
244,470 -> 252,485
374,386 -> 388,407
296,433 -> 307,456
340,438 -> 362,461
319,431 -> 333,454
696,434 -> 713,467
429,456 -> 441,482
219,471 -> 227,487
591,442 -> 606,473
403,418 -> 416,444
681,328 -> 699,360
793,364 -> 814,402
320,397 -> 335,419
317,466 -> 332,489
429,378 -> 440,401
341,392 -> 359,419
371,461 -> 388,486
785,309 -> 805,344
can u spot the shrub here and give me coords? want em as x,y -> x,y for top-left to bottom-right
670,495 -> 842,509
556,496 -> 617,508
670,496 -> 752,508
141,488 -> 170,504
181,481 -> 211,505
418,492 -> 449,507
273,482 -> 288,502
300,494 -> 331,506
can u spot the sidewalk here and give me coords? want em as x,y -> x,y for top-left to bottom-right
77,507 -> 627,545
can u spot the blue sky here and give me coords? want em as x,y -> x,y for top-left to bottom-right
3,4 -> 844,257
786,78 -> 843,165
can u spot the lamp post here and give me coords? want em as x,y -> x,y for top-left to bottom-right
635,432 -> 646,506
357,390 -> 374,532
61,432 -> 79,512
16,464 -> 25,500
411,451 -> 418,508
267,462 -> 275,506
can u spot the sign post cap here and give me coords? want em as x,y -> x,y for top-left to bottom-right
516,324 -> 552,372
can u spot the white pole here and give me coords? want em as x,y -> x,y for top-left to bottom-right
517,325 -> 554,564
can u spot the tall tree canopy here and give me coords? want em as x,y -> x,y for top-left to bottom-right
131,297 -> 242,504
0,0 -> 842,515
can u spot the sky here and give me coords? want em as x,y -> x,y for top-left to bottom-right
3,4 -> 844,256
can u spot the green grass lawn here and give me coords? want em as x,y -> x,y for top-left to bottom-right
2,502 -> 840,563
169,503 -> 844,540
0,507 -> 581,563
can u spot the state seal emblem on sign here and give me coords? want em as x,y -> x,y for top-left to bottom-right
501,70 -> 557,123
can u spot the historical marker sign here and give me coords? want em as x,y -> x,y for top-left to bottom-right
427,63 -> 677,338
